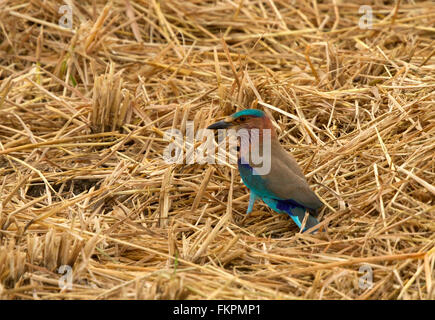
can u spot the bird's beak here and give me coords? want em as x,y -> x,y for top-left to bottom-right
207,120 -> 232,130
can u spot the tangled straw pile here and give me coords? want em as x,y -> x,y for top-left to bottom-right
0,0 -> 434,300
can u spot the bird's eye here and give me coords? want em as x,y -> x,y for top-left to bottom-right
239,116 -> 247,122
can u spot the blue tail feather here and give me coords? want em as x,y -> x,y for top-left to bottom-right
262,197 -> 319,232
243,186 -> 320,232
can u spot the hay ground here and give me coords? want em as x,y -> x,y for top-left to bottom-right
0,0 -> 434,300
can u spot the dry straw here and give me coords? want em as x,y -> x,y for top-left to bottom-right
0,0 -> 434,300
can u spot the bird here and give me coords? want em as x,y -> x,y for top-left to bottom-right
207,109 -> 323,232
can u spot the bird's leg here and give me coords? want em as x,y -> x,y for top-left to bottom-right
246,192 -> 258,215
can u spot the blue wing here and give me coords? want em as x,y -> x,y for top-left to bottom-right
238,160 -> 277,199
238,160 -> 319,231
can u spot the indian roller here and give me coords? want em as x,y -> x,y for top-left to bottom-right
207,109 -> 323,232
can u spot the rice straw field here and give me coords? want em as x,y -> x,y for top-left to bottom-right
0,0 -> 434,300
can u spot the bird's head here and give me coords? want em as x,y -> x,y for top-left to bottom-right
207,109 -> 275,135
